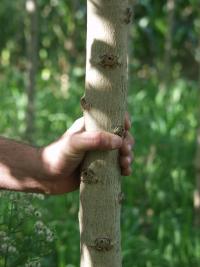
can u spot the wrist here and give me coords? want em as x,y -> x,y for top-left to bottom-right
39,139 -> 65,177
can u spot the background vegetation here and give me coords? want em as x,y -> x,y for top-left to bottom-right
0,0 -> 200,266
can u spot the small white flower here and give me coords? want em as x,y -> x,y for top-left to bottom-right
46,235 -> 54,242
25,205 -> 34,214
37,229 -> 44,235
35,221 -> 45,234
45,228 -> 52,236
34,211 -> 42,218
35,221 -> 44,229
32,193 -> 45,200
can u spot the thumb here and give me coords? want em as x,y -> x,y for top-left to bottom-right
67,130 -> 122,154
67,117 -> 85,134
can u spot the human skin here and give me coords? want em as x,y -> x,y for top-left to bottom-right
0,113 -> 134,195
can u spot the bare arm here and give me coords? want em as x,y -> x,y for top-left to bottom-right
0,137 -> 52,194
0,114 -> 134,195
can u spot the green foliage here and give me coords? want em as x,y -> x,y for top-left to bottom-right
0,192 -> 55,267
0,0 -> 199,266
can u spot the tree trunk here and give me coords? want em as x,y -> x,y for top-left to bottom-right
79,1 -> 130,266
163,0 -> 174,87
25,0 -> 38,143
194,15 -> 200,226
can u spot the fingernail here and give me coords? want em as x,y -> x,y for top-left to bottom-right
127,157 -> 131,164
111,136 -> 122,148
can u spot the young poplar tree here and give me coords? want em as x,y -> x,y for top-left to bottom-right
79,0 -> 131,266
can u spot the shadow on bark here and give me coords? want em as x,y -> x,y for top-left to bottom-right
83,39 -> 127,131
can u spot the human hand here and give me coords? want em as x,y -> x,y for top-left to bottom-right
41,113 -> 134,194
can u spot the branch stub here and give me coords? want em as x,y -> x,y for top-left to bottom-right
80,96 -> 92,111
92,237 -> 114,252
113,126 -> 125,137
124,7 -> 132,24
98,54 -> 121,69
81,169 -> 98,184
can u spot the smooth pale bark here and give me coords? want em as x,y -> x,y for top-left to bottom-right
79,0 -> 130,266
25,0 -> 38,142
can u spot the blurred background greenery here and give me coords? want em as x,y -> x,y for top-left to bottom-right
0,0 -> 200,266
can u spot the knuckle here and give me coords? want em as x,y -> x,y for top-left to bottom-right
92,132 -> 103,147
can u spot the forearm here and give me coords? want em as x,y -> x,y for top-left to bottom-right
0,115 -> 133,195
0,137 -> 49,194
